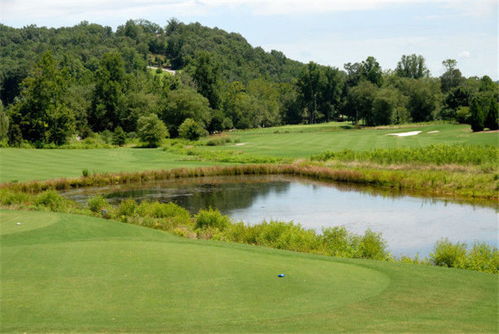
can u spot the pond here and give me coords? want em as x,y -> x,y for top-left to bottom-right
61,175 -> 498,257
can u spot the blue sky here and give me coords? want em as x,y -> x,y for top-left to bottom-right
1,0 -> 497,79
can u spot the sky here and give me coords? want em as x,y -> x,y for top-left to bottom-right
1,0 -> 498,79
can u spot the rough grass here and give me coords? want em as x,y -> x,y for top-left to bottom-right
197,122 -> 499,158
1,209 -> 497,333
312,144 -> 498,166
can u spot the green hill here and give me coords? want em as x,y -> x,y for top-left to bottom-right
1,209 -> 496,333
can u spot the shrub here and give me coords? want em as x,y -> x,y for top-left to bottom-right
356,229 -> 389,260
321,226 -> 356,257
137,114 -> 169,147
82,169 -> 90,177
430,239 -> 467,268
464,243 -> 498,274
117,199 -> 137,217
195,208 -> 231,230
0,190 -> 32,206
178,118 -> 207,141
112,126 -> 126,146
35,191 -> 67,211
136,201 -> 190,219
88,195 -> 109,213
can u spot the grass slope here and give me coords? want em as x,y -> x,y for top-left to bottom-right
201,123 -> 498,158
1,210 -> 497,333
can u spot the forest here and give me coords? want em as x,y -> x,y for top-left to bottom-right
0,19 -> 497,147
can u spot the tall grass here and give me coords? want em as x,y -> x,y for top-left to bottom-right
312,145 -> 498,166
1,163 -> 496,203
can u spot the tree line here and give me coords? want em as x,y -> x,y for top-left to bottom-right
0,19 -> 497,147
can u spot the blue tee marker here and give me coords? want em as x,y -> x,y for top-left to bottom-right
277,274 -> 285,277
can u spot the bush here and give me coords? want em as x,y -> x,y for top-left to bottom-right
82,168 -> 90,177
464,243 -> 498,274
430,239 -> 467,268
112,126 -> 126,146
356,229 -> 389,260
136,201 -> 190,219
321,226 -> 356,257
456,106 -> 471,124
87,195 -> 109,213
35,191 -> 67,211
137,114 -> 169,147
195,208 -> 231,230
178,118 -> 207,141
117,199 -> 137,217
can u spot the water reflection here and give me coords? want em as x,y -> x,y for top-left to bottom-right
61,175 -> 498,257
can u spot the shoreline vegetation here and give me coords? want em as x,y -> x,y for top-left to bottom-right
1,159 -> 497,274
2,159 -> 497,204
0,188 -> 497,274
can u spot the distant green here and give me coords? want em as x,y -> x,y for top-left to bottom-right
1,210 -> 497,333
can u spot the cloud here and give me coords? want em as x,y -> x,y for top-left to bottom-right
459,50 -> 471,58
2,0 -> 497,21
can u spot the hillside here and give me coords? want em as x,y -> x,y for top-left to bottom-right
0,20 -> 303,105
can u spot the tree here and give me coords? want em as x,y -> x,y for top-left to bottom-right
9,51 -> 75,145
396,54 -> 430,79
361,56 -> 383,87
345,81 -> 378,125
397,78 -> 440,122
178,118 -> 207,140
90,52 -> 127,131
470,96 -> 486,132
191,52 -> 222,110
296,62 -> 324,123
0,103 -> 8,141
440,59 -> 463,93
484,99 -> 498,130
137,114 -> 169,147
160,88 -> 212,136
8,123 -> 22,147
372,88 -> 409,126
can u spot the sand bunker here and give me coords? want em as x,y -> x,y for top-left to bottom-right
235,143 -> 247,146
427,130 -> 440,134
387,131 -> 422,137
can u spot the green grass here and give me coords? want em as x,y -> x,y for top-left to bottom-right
0,148 -> 231,183
200,123 -> 499,158
1,209 -> 496,333
1,123 -> 497,183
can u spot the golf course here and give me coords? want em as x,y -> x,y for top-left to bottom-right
1,209 -> 497,333
1,13 -> 498,333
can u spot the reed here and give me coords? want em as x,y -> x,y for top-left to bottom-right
1,163 -> 496,203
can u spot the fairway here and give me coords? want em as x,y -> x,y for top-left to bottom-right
1,210 -> 496,333
201,123 -> 499,158
1,123 -> 497,183
0,148 -> 230,183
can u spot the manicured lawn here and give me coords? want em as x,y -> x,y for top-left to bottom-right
0,148 -> 229,183
1,123 -> 497,183
1,210 -> 497,333
201,123 -> 499,158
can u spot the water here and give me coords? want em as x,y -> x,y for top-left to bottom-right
61,175 -> 498,257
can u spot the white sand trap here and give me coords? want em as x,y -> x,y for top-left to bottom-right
427,130 -> 440,134
235,143 -> 247,146
387,131 -> 422,137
